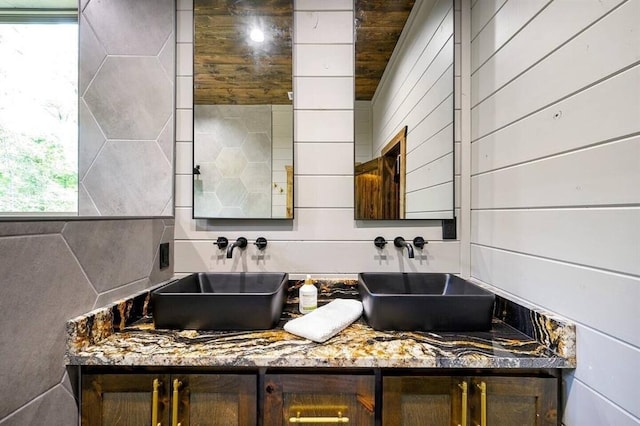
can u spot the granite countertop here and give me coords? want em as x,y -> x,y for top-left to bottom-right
66,280 -> 576,369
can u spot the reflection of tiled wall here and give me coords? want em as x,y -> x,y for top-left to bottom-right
0,219 -> 174,424
79,0 -> 175,216
193,105 -> 272,218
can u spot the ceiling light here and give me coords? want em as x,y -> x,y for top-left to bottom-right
249,28 -> 264,43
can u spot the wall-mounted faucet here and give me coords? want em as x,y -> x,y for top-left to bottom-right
226,237 -> 248,258
394,236 -> 414,258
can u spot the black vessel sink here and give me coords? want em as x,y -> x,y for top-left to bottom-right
152,272 -> 288,330
358,273 -> 495,331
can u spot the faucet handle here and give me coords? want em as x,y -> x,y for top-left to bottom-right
254,237 -> 268,250
393,236 -> 406,248
413,237 -> 427,249
235,237 -> 248,248
374,236 -> 387,249
213,236 -> 228,249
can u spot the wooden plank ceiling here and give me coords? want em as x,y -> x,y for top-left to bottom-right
194,0 -> 414,105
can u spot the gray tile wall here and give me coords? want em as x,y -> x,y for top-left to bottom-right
0,0 -> 178,423
79,0 -> 175,216
0,218 -> 174,424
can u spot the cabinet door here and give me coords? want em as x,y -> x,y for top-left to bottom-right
264,374 -> 375,426
173,374 -> 257,426
469,377 -> 558,426
383,376 -> 466,426
82,373 -> 170,426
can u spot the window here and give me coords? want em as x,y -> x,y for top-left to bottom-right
0,8 -> 77,215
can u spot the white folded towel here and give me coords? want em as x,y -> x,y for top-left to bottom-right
284,299 -> 363,343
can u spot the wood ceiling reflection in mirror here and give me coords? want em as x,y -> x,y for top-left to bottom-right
355,0 -> 416,101
194,0 -> 292,105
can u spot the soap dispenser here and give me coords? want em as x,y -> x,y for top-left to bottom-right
299,275 -> 318,314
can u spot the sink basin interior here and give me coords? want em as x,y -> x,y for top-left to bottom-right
152,272 -> 288,330
358,273 -> 495,331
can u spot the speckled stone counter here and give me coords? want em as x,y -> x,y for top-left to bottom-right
66,280 -> 575,369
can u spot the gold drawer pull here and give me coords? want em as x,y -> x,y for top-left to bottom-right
458,381 -> 467,426
289,411 -> 349,423
152,378 -> 161,426
476,381 -> 487,426
172,379 -> 182,426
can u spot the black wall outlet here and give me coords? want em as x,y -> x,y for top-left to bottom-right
442,219 -> 457,240
159,242 -> 170,269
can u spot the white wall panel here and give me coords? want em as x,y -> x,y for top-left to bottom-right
174,207 -> 449,242
472,0 -> 640,141
295,143 -> 353,175
471,136 -> 640,209
295,44 -> 353,76
406,153 -> 453,193
174,174 -> 192,208
471,0 -> 548,73
294,11 -> 353,44
294,110 -> 353,142
472,0 -> 625,105
376,41 -> 454,147
406,181 -> 454,216
174,240 -> 461,275
470,0 -> 506,40
175,109 -> 193,142
175,141 -> 192,175
472,64 -> 640,174
572,326 -> 640,418
294,77 -> 353,109
471,245 -> 640,348
407,124 -> 453,172
295,0 -> 352,11
295,176 -> 353,208
471,209 -> 640,276
563,377 -> 640,426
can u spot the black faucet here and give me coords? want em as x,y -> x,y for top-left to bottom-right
226,237 -> 247,258
394,236 -> 414,258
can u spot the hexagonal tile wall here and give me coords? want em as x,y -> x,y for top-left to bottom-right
83,0 -> 173,56
78,0 -> 174,216
84,56 -> 172,141
83,141 -> 172,216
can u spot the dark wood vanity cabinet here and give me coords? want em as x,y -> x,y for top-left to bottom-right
263,374 -> 375,425
81,370 -> 558,426
81,373 -> 256,426
383,375 -> 558,426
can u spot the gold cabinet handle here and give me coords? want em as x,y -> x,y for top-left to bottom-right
289,411 -> 349,423
458,381 -> 468,426
476,381 -> 487,426
152,378 -> 161,426
172,379 -> 182,426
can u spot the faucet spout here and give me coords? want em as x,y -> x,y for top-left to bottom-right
226,237 -> 248,258
394,236 -> 414,258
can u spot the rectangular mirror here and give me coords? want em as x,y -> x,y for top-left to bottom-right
193,0 -> 294,219
354,0 -> 454,220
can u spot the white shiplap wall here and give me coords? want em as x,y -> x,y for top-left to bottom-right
469,1 -> 640,425
173,0 -> 462,278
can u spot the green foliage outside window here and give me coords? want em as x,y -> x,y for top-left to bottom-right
0,23 -> 78,214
